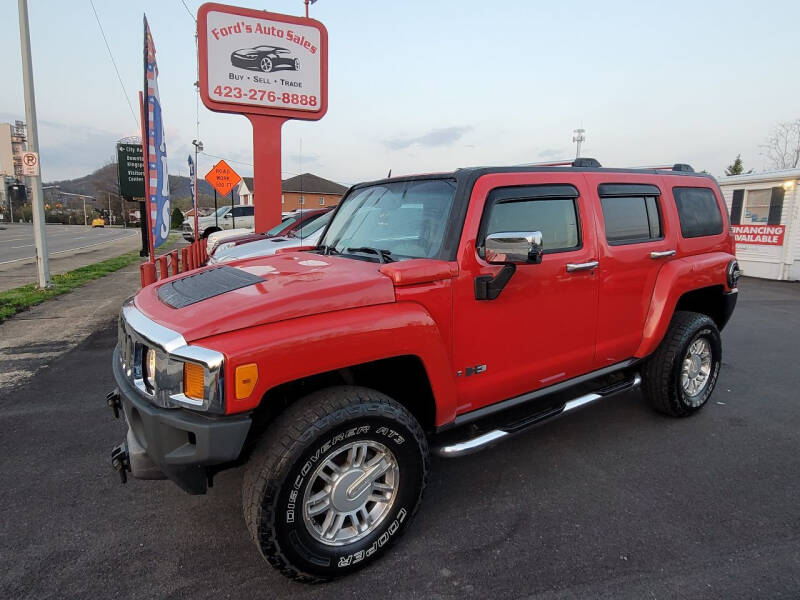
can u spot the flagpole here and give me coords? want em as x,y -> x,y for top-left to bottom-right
305,0 -> 309,18
139,91 -> 155,261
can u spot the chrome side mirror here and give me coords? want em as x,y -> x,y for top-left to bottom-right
484,231 -> 543,265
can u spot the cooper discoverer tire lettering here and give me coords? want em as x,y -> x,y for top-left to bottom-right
242,386 -> 429,582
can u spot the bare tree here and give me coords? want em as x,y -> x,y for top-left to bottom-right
761,119 -> 800,170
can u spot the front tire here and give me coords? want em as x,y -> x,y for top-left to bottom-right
242,386 -> 429,582
643,311 -> 722,417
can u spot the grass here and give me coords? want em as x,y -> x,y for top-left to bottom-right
0,233 -> 182,323
0,251 -> 141,323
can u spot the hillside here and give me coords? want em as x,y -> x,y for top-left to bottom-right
44,163 -> 229,211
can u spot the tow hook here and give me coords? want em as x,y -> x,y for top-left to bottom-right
106,389 -> 121,418
111,443 -> 131,484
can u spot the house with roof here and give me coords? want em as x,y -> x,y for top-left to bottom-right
236,172 -> 348,210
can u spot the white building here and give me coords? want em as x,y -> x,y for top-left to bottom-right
718,169 -> 800,281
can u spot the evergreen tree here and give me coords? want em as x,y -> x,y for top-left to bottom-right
171,206 -> 184,230
725,154 -> 744,176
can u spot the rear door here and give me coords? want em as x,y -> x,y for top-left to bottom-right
451,172 -> 599,414
586,174 -> 677,366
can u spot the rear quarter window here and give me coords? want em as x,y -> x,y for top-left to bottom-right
672,187 -> 723,238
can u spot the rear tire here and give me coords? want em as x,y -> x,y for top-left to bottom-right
242,386 -> 429,582
643,311 -> 722,417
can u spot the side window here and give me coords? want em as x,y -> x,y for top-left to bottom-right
740,187 -> 784,225
600,196 -> 662,244
673,187 -> 723,238
482,185 -> 580,254
242,206 -> 254,216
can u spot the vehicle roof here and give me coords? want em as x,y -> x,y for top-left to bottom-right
351,165 -> 717,190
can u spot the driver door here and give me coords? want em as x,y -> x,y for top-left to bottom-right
451,173 -> 599,415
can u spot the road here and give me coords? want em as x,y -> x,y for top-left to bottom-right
0,277 -> 798,599
0,223 -> 138,264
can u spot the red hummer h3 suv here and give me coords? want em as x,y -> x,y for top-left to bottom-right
108,159 -> 739,582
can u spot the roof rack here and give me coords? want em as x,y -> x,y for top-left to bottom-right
625,163 -> 696,173
516,157 -> 602,168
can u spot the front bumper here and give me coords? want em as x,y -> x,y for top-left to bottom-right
110,346 -> 251,494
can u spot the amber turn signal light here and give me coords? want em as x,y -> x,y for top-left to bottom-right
183,362 -> 205,399
235,363 -> 259,400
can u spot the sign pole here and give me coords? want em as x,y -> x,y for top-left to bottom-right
230,189 -> 235,229
17,0 -> 50,288
248,116 -> 286,233
214,189 -> 218,228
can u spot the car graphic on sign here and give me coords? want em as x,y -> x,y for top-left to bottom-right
230,46 -> 300,73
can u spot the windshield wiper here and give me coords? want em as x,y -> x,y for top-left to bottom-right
317,244 -> 340,255
345,247 -> 394,263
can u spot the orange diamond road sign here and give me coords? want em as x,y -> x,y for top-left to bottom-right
204,160 -> 241,196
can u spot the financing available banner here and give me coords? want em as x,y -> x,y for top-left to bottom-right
143,16 -> 170,249
731,224 -> 785,246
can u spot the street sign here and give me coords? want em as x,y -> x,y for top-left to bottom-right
21,151 -> 39,177
116,143 -> 145,198
204,159 -> 241,196
198,3 -> 327,120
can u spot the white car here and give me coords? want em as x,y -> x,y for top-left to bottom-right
182,205 -> 255,241
206,227 -> 254,255
210,211 -> 332,264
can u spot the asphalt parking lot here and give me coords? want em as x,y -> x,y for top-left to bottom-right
1,277 -> 798,599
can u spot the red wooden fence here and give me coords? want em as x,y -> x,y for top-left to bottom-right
140,239 -> 208,287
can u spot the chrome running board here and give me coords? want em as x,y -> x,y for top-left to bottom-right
433,373 -> 641,458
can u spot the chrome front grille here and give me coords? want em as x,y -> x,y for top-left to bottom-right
116,299 -> 226,413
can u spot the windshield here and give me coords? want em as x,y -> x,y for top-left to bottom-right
291,211 -> 332,238
212,206 -> 229,218
266,215 -> 297,236
320,179 -> 456,261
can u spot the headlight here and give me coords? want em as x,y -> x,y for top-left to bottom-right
145,347 -> 157,381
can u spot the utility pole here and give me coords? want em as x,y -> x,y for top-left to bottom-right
18,0 -> 50,287
572,128 -> 586,159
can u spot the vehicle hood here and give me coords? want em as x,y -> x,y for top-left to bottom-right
134,252 -> 397,342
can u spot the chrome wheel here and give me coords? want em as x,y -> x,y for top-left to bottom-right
681,337 -> 713,402
260,57 -> 273,72
302,440 -> 399,546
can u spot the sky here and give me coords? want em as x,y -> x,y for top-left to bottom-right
1,0 -> 799,186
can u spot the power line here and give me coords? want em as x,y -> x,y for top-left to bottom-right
179,0 -> 196,21
88,0 -> 139,130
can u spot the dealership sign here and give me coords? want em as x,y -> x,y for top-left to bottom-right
197,3 -> 328,233
732,224 -> 786,246
198,3 -> 327,120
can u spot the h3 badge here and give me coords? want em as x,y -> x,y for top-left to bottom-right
457,364 -> 487,377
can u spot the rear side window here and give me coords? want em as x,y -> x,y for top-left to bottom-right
600,196 -> 662,244
673,187 -> 723,238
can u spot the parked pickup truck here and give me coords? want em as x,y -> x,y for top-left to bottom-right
182,204 -> 255,241
108,159 -> 739,582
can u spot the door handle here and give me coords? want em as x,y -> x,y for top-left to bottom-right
566,260 -> 599,272
650,250 -> 676,259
